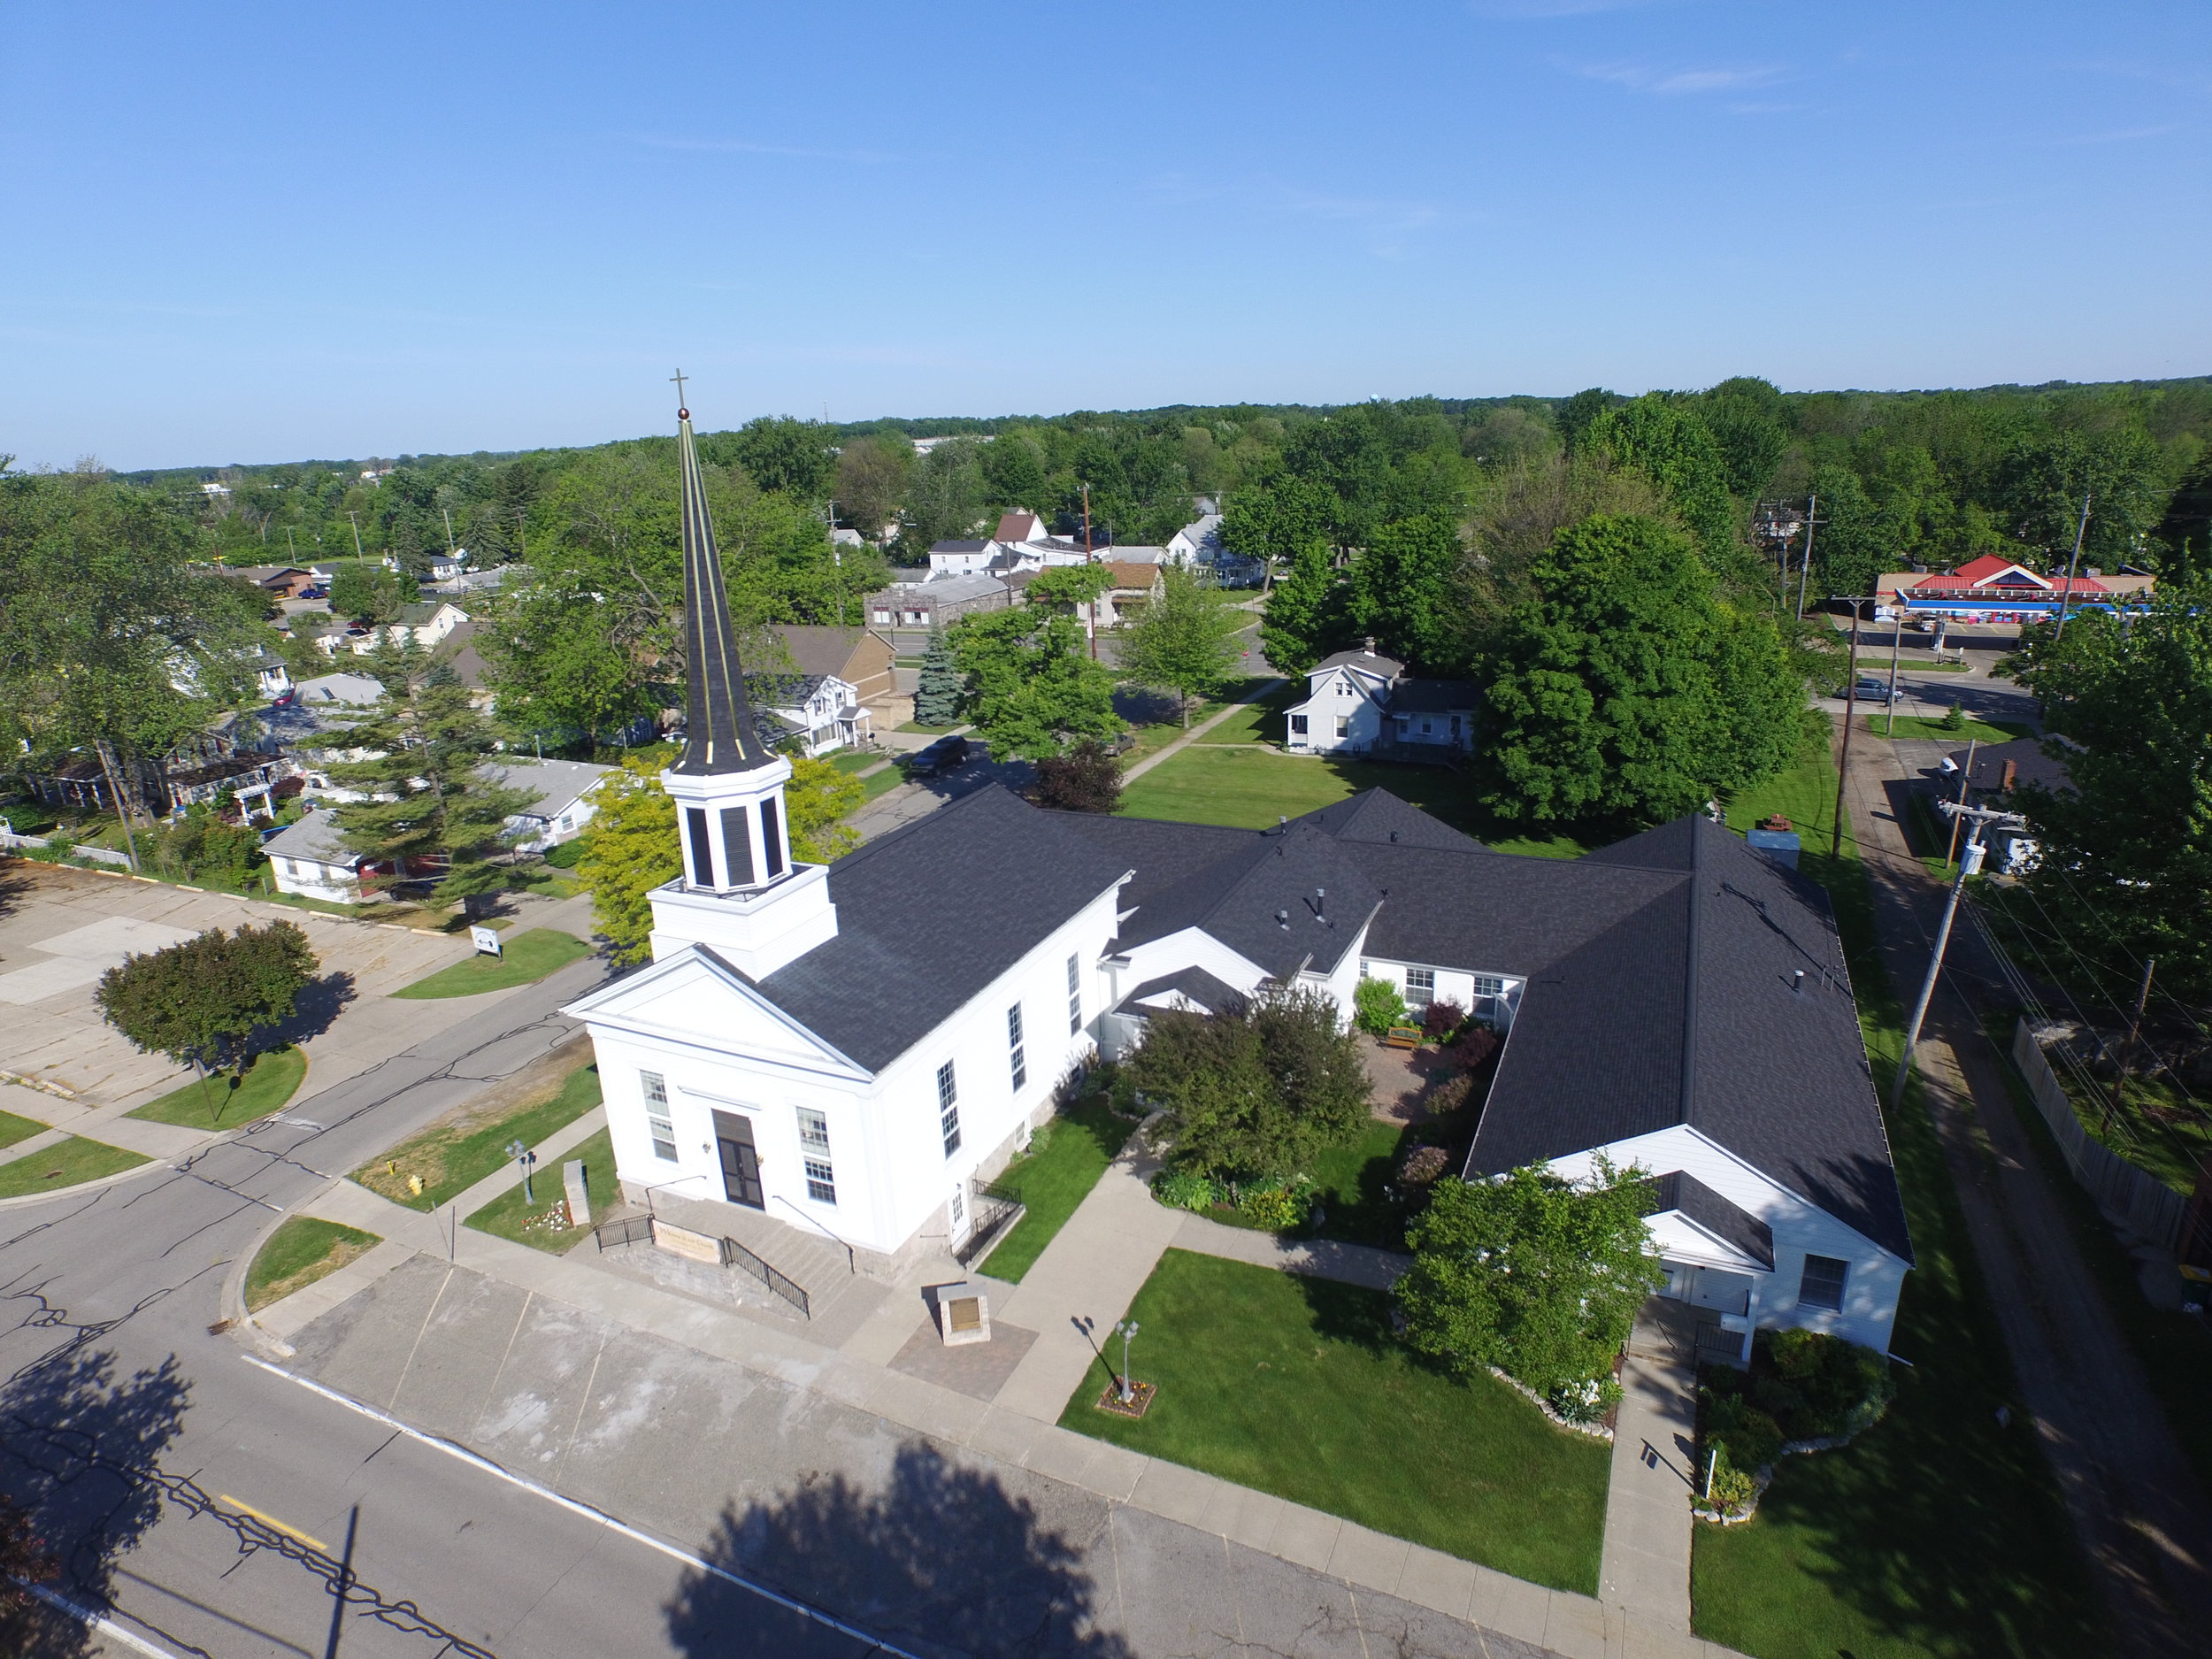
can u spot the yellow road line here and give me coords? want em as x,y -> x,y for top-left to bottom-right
213,1494 -> 328,1554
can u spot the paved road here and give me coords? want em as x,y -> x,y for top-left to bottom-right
0,955 -> 875,1659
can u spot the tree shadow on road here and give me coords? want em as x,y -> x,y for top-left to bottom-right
0,1348 -> 189,1655
665,1440 -> 1130,1659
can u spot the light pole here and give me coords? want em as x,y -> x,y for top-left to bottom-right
1115,1318 -> 1140,1404
506,1139 -> 537,1205
2053,493 -> 2092,641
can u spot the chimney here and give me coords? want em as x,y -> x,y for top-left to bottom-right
1363,636 -> 1376,656
2000,759 -> 2017,792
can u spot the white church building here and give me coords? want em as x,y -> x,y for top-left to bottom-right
564,398 -> 1914,1360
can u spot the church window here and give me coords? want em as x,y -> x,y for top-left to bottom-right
797,1108 -> 835,1204
937,1061 -> 962,1156
760,799 -> 784,877
720,806 -> 752,887
1471,974 -> 1506,998
686,808 -> 714,887
1008,1003 -> 1026,1092
1405,967 -> 1435,1002
1067,954 -> 1082,1034
642,1071 -> 677,1162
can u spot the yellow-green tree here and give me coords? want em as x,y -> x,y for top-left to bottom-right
577,756 -> 680,964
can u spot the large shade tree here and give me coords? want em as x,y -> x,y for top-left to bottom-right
1472,513 -> 1803,826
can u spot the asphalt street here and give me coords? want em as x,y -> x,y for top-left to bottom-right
0,950 -> 882,1659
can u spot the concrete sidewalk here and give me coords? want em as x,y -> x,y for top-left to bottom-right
1600,1301 -> 1699,1634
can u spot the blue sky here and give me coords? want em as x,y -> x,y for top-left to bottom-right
4,2 -> 2208,469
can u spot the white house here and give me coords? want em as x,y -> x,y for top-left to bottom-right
1283,642 -> 1479,760
746,672 -> 872,757
264,808 -> 377,902
1165,513 -> 1222,566
562,402 -> 1913,1359
489,757 -> 613,852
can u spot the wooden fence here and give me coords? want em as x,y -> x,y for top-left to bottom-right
2009,1018 -> 2187,1251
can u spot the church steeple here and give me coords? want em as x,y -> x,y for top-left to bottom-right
671,380 -> 774,777
657,376 -> 796,902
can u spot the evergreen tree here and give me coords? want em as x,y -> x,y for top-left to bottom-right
1118,565 -> 1246,725
913,626 -> 963,725
326,643 -> 535,912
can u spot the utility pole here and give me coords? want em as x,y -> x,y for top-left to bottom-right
348,511 -> 365,558
1830,595 -> 1874,860
1893,803 -> 2011,1105
2053,493 -> 2092,641
1944,737 -> 1977,869
1885,603 -> 1906,737
1082,483 -> 1098,662
1796,494 -> 1824,621
2101,956 -> 2157,1133
442,507 -> 457,552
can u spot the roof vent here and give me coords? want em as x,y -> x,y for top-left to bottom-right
1277,909 -> 1290,929
1792,970 -> 1806,995
1314,887 -> 1326,922
1389,829 -> 1399,842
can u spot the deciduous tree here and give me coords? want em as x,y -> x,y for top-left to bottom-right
1031,741 -> 1122,813
1117,566 -> 1245,724
1398,1159 -> 1663,1399
1257,539 -> 1348,678
1349,509 -> 1465,673
949,608 -> 1121,762
577,755 -> 680,965
785,753 -> 863,863
96,922 -> 318,1092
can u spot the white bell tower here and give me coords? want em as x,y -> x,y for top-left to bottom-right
646,382 -> 837,979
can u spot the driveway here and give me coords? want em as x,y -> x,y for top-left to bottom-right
0,861 -> 475,1110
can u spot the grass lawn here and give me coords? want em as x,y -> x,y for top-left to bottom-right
0,1136 -> 150,1197
1192,680 -> 1295,745
465,1126 -> 621,1252
977,1097 -> 1139,1281
1306,1118 -> 1417,1247
127,1046 -> 306,1130
245,1217 -> 380,1312
0,1110 -> 47,1151
390,927 -> 592,998
1117,745 -> 1585,859
897,719 -> 961,733
855,764 -> 906,805
1694,732 -> 2104,1659
1863,713 -> 2032,744
1059,1249 -> 1609,1593
353,1058 -> 602,1211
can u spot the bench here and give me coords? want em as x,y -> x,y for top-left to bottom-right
1383,1025 -> 1424,1050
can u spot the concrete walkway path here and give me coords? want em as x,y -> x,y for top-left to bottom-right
1120,678 -> 1286,784
1600,1300 -> 1699,1635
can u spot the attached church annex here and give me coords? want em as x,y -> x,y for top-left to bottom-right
564,398 -> 1913,1360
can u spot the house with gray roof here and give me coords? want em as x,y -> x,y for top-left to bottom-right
486,757 -> 613,851
1283,641 -> 1480,762
265,807 -> 379,902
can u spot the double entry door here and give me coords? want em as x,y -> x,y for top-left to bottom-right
712,1110 -> 764,1210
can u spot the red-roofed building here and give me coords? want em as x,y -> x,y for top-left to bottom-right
1876,555 -> 2154,624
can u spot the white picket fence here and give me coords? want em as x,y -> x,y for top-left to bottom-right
2010,1018 -> 2188,1251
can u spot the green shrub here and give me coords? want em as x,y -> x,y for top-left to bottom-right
1353,976 -> 1406,1034
1703,1392 -> 1784,1471
1751,1327 -> 1894,1439
542,836 -> 588,870
1424,1072 -> 1475,1119
1698,1455 -> 1758,1517
1152,1168 -> 1219,1211
1550,1375 -> 1621,1425
1238,1180 -> 1309,1232
1398,1144 -> 1453,1188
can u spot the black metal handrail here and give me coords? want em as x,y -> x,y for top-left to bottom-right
956,1194 -> 1025,1267
593,1214 -> 653,1251
722,1234 -> 811,1319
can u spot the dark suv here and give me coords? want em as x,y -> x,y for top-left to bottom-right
906,734 -> 971,777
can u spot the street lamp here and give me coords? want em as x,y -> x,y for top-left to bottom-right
1115,1318 -> 1141,1405
506,1139 -> 537,1205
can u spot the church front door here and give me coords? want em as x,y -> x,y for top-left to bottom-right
711,1110 -> 764,1210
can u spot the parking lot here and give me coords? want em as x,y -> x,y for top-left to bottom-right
0,861 -> 478,1110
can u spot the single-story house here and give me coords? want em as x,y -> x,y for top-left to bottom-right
265,808 -> 380,902
227,565 -> 320,599
1877,556 -> 2154,626
295,671 -> 387,707
488,757 -> 614,851
1283,642 -> 1479,761
864,573 -> 1019,629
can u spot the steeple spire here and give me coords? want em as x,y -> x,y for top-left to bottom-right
670,380 -> 773,775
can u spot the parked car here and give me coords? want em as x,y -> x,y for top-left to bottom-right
298,585 -> 328,600
906,734 -> 971,777
1852,678 -> 1899,703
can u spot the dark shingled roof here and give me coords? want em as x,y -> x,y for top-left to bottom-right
1946,736 -> 2077,796
749,786 -> 1129,1071
1640,1170 -> 1777,1269
1464,816 -> 1911,1263
1116,966 -> 1246,1017
1386,680 -> 1482,714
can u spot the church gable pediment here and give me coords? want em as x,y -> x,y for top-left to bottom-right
562,947 -> 866,1078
